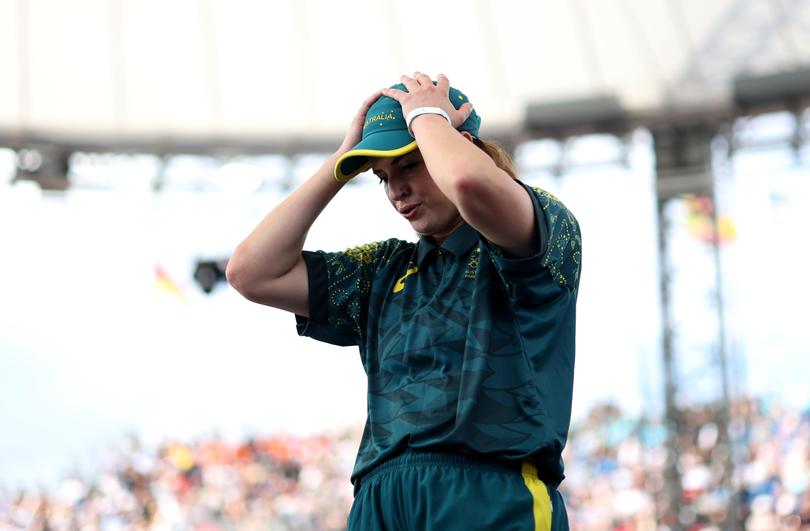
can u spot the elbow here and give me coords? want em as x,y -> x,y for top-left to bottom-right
226,260 -> 264,303
447,166 -> 486,203
445,163 -> 512,220
225,246 -> 252,297
451,172 -> 478,195
225,245 -> 293,305
224,254 -> 243,293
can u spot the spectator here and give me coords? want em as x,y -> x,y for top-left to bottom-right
1,397 -> 807,530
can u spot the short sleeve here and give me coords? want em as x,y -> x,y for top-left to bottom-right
295,239 -> 408,347
482,182 -> 582,304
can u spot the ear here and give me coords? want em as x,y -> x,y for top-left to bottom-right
460,131 -> 475,143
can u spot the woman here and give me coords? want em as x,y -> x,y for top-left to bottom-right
227,72 -> 581,530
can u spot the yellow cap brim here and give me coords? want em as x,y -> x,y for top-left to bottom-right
334,139 -> 418,182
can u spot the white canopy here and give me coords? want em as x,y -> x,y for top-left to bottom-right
1,0 -> 808,143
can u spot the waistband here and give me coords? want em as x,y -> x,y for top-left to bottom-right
356,448 -> 544,494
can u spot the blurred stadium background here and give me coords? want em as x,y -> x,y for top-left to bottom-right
1,0 -> 809,529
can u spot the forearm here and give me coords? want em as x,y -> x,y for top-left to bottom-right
409,114 -> 501,204
411,114 -> 537,257
227,154 -> 343,290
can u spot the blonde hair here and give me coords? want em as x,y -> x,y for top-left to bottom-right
473,138 -> 517,179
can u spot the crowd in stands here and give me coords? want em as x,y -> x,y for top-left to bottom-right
2,396 -> 808,530
562,397 -> 810,530
0,429 -> 359,530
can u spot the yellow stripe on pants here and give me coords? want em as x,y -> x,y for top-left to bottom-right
521,462 -> 552,531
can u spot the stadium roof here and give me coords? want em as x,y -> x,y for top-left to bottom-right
1,0 -> 809,150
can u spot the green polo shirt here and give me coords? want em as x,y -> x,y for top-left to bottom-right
296,182 -> 582,489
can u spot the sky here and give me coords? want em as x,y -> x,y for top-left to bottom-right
0,117 -> 808,491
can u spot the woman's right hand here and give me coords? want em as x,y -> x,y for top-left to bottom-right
336,90 -> 383,155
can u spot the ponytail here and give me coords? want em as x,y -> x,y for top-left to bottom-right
473,138 -> 517,179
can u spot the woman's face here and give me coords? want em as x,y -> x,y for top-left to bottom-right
370,149 -> 463,242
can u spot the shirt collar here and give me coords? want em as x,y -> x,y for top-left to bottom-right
416,223 -> 479,267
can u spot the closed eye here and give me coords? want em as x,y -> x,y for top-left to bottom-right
401,157 -> 424,173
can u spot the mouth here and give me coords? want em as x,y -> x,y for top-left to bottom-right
399,203 -> 420,220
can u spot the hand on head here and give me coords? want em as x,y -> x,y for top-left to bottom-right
333,73 -> 480,182
338,89 -> 383,155
383,72 -> 474,130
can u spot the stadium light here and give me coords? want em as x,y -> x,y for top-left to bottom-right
193,258 -> 229,294
733,67 -> 810,110
524,95 -> 630,139
13,146 -> 70,191
732,67 -> 810,154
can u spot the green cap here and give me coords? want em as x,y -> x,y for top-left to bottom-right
334,83 -> 481,182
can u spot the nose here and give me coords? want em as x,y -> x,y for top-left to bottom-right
386,172 -> 410,202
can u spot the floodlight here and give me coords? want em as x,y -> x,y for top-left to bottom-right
193,258 -> 229,294
733,67 -> 810,109
524,95 -> 629,138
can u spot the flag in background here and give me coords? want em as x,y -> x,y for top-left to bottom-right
154,263 -> 186,301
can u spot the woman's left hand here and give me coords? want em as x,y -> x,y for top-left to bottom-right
382,72 -> 473,129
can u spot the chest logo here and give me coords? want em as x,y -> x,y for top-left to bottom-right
464,247 -> 481,279
393,266 -> 418,293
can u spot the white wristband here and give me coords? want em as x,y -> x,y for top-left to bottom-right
405,107 -> 452,137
